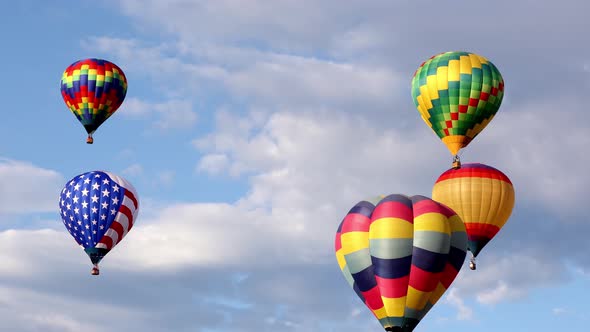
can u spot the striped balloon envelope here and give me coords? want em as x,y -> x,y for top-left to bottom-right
432,163 -> 515,270
334,194 -> 467,331
59,171 -> 139,275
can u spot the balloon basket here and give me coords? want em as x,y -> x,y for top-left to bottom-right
469,257 -> 476,271
452,155 -> 461,169
91,265 -> 100,276
86,135 -> 94,144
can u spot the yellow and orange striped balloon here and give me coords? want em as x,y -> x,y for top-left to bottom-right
432,163 -> 515,261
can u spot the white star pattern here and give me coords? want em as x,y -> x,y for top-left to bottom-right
58,171 -> 127,248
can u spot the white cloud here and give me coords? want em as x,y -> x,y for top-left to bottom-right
0,159 -> 64,214
445,288 -> 474,321
121,163 -> 144,176
475,281 -> 515,305
468,96 -> 590,216
118,97 -> 198,130
0,285 -> 149,332
156,170 -> 175,186
197,153 -> 230,175
83,37 -> 402,111
552,307 -> 566,315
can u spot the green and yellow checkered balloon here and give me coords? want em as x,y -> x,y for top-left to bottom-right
411,51 -> 504,156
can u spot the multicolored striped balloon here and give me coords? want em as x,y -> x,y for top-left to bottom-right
411,51 -> 504,157
432,163 -> 515,268
335,194 -> 467,331
60,58 -> 128,144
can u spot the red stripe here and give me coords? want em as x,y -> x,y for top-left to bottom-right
98,235 -> 113,249
412,199 -> 446,218
109,221 -> 125,245
124,190 -> 138,209
334,233 -> 342,251
341,213 -> 371,233
439,263 -> 460,289
371,201 -> 413,223
434,164 -> 512,184
465,223 -> 500,239
361,286 -> 385,310
375,275 -> 409,298
435,203 -> 458,218
119,205 -> 134,230
409,265 -> 440,292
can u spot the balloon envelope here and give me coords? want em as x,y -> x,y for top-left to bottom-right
432,163 -> 515,258
60,58 -> 128,143
411,51 -> 504,156
335,194 -> 467,331
58,171 -> 139,269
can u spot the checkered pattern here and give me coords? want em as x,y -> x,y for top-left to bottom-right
60,58 -> 128,135
335,194 -> 467,331
411,51 -> 504,155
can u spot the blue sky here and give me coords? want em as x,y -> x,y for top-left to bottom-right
1,0 -> 589,331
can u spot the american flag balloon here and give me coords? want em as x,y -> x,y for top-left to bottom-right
59,171 -> 139,275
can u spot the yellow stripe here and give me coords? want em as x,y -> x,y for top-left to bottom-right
448,60 -> 460,81
426,75 -> 439,100
436,66 -> 449,90
468,53 -> 482,69
460,55 -> 472,74
340,232 -> 369,254
406,287 -> 430,310
413,213 -> 450,234
419,85 -> 433,110
369,217 -> 413,239
448,214 -> 466,233
335,250 -> 347,270
382,296 -> 406,317
477,54 -> 489,64
428,283 -> 447,305
373,306 -> 389,320
432,177 -> 515,228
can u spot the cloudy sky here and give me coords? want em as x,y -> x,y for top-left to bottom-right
1,0 -> 589,331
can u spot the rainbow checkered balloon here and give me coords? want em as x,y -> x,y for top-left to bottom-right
60,58 -> 128,143
411,51 -> 504,157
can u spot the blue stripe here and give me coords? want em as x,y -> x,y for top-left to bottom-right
351,266 -> 377,292
411,247 -> 447,273
379,194 -> 412,209
348,201 -> 375,218
372,255 -> 412,279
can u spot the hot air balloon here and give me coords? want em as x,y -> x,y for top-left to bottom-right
432,163 -> 515,270
60,58 -> 128,144
335,194 -> 467,331
58,171 -> 139,275
411,51 -> 504,168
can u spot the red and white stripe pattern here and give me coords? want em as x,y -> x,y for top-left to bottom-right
96,172 -> 140,250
